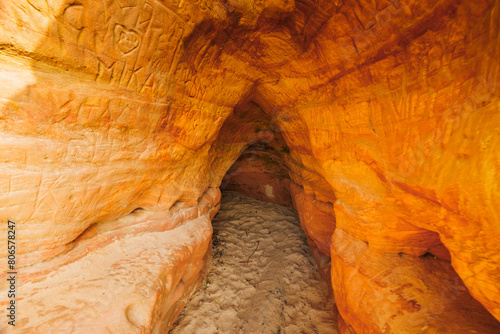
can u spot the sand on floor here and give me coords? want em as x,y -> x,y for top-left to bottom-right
169,191 -> 338,334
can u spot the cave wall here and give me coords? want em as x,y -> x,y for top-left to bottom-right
257,1 -> 500,331
219,101 -> 293,207
0,0 -> 499,332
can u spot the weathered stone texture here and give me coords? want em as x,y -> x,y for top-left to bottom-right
0,0 -> 499,332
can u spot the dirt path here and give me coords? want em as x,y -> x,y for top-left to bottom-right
170,192 -> 338,334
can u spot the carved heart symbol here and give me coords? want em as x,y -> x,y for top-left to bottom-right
114,24 -> 140,55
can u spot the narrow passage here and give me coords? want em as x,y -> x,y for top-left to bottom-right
170,192 -> 338,333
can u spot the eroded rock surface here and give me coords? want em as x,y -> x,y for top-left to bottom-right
0,0 -> 499,332
1,188 -> 220,333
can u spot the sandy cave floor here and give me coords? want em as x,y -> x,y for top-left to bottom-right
169,192 -> 339,334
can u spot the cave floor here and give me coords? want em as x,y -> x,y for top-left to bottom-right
170,192 -> 338,334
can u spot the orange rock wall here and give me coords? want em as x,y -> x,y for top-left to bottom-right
290,182 -> 336,257
0,0 -> 500,332
221,148 -> 293,208
0,187 -> 220,333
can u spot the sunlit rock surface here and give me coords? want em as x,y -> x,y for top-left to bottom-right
0,0 -> 499,332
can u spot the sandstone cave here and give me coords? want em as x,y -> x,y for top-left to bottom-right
0,0 -> 500,333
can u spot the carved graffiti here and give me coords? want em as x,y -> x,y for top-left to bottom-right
114,24 -> 140,55
64,5 -> 85,30
117,0 -> 138,9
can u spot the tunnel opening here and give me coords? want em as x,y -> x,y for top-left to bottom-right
169,191 -> 338,333
167,96 -> 343,332
209,98 -> 295,208
220,137 -> 293,208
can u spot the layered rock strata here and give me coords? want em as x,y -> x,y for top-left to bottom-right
0,188 -> 220,333
0,0 -> 499,332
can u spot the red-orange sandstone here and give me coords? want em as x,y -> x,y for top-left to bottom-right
0,0 -> 499,332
